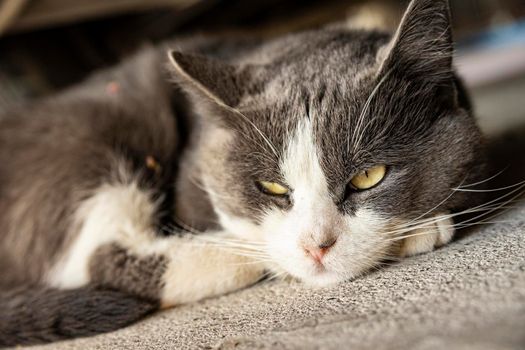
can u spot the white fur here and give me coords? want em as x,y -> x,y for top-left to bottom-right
400,214 -> 455,257
159,232 -> 264,307
215,208 -> 263,241
48,124 -> 453,295
46,182 -> 157,288
260,119 -> 391,285
214,119 -> 456,287
47,181 -> 264,307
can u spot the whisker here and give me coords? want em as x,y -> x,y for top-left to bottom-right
192,235 -> 267,248
227,106 -> 280,158
405,176 -> 469,226
265,271 -> 288,282
385,195 -> 523,241
452,179 -> 525,193
229,259 -> 274,266
404,176 -> 524,229
453,167 -> 508,189
386,229 -> 438,242
351,70 -> 391,155
388,183 -> 525,234
389,218 -> 517,242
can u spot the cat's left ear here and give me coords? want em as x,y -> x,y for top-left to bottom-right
168,50 -> 256,128
377,0 -> 454,87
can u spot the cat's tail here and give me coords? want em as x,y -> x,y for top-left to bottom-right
0,285 -> 158,347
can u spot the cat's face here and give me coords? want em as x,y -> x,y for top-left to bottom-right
171,0 -> 484,285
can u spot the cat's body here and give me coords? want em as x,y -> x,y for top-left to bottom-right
0,0 -> 485,346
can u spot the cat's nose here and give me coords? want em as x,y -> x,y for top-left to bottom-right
304,237 -> 337,264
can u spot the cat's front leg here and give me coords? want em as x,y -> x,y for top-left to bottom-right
398,213 -> 455,257
46,182 -> 265,307
89,234 -> 265,308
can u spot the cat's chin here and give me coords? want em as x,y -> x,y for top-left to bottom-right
266,258 -> 354,287
293,268 -> 347,288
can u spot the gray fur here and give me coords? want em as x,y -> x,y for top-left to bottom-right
171,0 -> 485,224
0,48 -> 178,287
89,244 -> 168,301
0,0 -> 486,345
0,286 -> 157,347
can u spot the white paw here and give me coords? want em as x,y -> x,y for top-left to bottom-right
399,214 -> 455,258
159,234 -> 267,308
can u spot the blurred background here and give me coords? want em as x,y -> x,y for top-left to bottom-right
0,0 -> 524,139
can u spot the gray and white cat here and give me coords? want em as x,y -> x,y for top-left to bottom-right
0,0 -> 485,345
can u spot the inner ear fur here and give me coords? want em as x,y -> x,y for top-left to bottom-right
168,50 -> 260,129
169,51 -> 243,107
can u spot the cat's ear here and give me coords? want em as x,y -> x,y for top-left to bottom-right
168,50 -> 253,128
377,0 -> 454,85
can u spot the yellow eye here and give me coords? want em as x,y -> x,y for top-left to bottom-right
350,165 -> 387,190
257,181 -> 289,196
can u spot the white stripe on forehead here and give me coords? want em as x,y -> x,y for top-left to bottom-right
280,119 -> 330,202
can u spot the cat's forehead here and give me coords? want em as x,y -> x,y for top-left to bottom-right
235,72 -> 427,192
262,36 -> 384,92
229,29 -> 446,186
239,64 -> 381,154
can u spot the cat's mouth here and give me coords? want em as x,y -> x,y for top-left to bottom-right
305,258 -> 341,279
302,267 -> 343,287
313,262 -> 327,272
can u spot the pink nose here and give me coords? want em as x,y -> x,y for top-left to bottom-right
304,237 -> 337,264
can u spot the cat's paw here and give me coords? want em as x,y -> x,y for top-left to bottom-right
399,214 -> 455,258
159,235 -> 267,308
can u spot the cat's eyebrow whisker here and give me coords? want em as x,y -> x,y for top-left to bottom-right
247,151 -> 278,165
239,129 -> 278,163
350,70 -> 391,156
352,117 -> 376,155
222,103 -> 280,158
203,91 -> 279,161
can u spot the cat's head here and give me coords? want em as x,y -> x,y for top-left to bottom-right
169,0 -> 485,285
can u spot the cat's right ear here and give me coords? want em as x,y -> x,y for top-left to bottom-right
168,50 -> 252,128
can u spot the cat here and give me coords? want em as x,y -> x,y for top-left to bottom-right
0,0 -> 486,346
